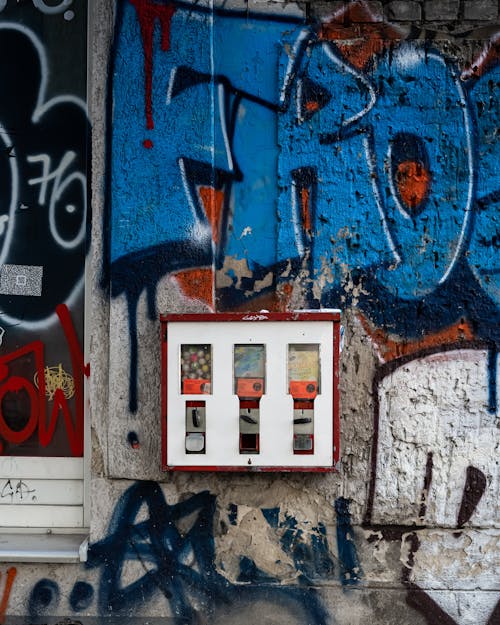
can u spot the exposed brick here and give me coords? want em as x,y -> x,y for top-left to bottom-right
424,0 -> 459,21
312,2 -> 347,20
463,0 -> 498,21
385,1 -> 422,21
361,1 -> 384,21
316,1 -> 385,23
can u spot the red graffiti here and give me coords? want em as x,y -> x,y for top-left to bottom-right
462,33 -> 500,80
0,567 -> 16,625
319,0 -> 402,69
0,304 -> 89,457
130,0 -> 176,133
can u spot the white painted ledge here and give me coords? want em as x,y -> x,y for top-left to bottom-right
0,532 -> 89,562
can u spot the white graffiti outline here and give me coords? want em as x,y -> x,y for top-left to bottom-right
178,157 -> 214,245
439,59 -> 474,285
322,43 -> 376,128
382,49 -> 474,284
279,28 -> 310,108
290,177 -> 304,257
32,0 -> 72,15
0,123 -> 18,270
0,22 -> 87,330
28,151 -> 86,250
0,0 -> 73,15
217,82 -> 234,173
387,141 -> 413,221
363,132 -> 402,266
166,67 -> 178,105
285,37 -> 377,127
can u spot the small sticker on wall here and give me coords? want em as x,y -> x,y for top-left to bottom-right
0,264 -> 43,296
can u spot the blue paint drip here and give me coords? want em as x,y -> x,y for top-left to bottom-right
335,498 -> 362,587
488,347 -> 498,414
111,241 -> 212,412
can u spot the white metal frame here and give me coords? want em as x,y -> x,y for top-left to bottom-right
166,320 -> 335,467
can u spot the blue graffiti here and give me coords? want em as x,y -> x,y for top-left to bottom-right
278,41 -> 474,300
108,1 -> 500,410
278,514 -> 335,582
29,578 -> 94,617
69,581 -> 94,612
29,579 -> 60,619
335,498 -> 362,586
87,481 -> 330,625
259,505 -> 337,581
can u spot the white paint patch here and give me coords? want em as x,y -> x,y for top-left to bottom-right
372,349 -> 499,527
372,349 -> 500,624
392,45 -> 427,72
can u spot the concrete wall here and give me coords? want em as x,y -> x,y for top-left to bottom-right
1,0 -> 499,624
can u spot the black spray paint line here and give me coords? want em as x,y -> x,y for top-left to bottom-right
457,465 -> 487,528
402,453 -> 432,584
418,452 -> 434,522
406,583 -> 461,625
407,583 -> 500,625
488,346 -> 497,414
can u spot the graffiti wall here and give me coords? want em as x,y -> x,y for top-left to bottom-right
107,0 -> 499,414
0,0 -> 89,458
100,1 -> 499,623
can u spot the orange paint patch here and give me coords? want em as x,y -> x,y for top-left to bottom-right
276,282 -> 294,312
319,1 -> 402,69
305,101 -> 320,113
199,187 -> 225,245
0,567 -> 17,624
358,312 -> 475,362
301,187 -> 311,232
229,291 -> 283,313
396,160 -> 431,209
175,268 -> 214,309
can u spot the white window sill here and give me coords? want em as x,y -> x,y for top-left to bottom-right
0,532 -> 88,563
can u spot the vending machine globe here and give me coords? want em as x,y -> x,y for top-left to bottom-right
161,311 -> 341,471
234,344 -> 266,453
288,344 -> 320,454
